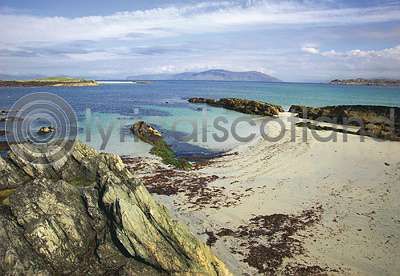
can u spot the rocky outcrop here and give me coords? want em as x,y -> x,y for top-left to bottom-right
289,105 -> 400,141
330,78 -> 400,86
188,98 -> 284,116
0,141 -> 230,275
131,121 -> 191,170
38,126 -> 55,134
131,121 -> 163,145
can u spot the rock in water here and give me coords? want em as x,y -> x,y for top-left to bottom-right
289,105 -> 400,141
37,126 -> 55,134
131,121 -> 191,170
131,121 -> 163,145
0,141 -> 230,275
188,97 -> 284,116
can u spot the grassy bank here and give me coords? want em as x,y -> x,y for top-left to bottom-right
0,77 -> 98,87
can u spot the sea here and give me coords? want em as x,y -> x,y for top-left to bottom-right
1,81 -> 400,158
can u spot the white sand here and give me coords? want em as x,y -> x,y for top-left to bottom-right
138,112 -> 400,275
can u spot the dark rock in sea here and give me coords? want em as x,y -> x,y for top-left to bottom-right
131,121 -> 192,170
0,141 -> 230,275
330,78 -> 400,86
188,98 -> 284,116
289,105 -> 400,141
0,130 -> 9,136
131,121 -> 163,144
37,126 -> 55,134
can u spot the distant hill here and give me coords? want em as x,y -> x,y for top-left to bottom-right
330,78 -> 400,86
0,77 -> 98,87
127,69 -> 282,82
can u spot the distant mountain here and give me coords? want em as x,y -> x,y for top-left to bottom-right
127,69 -> 282,82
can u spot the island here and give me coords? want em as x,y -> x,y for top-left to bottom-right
330,78 -> 400,86
0,77 -> 98,87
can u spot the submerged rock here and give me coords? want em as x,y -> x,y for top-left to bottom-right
131,121 -> 191,170
0,141 -> 230,275
188,97 -> 284,116
289,105 -> 400,141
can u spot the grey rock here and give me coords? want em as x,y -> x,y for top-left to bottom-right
0,141 -> 231,275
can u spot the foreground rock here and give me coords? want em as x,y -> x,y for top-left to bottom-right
289,105 -> 400,141
188,98 -> 284,116
0,141 -> 230,275
131,121 -> 191,170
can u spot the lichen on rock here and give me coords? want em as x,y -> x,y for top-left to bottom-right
0,141 -> 230,275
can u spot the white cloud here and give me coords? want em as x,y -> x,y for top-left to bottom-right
64,51 -> 122,61
0,1 -> 399,46
302,47 -> 320,54
302,45 -> 400,60
1,1 -> 399,81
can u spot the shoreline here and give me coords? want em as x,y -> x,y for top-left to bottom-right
0,80 -> 98,88
1,92 -> 400,274
123,113 -> 400,275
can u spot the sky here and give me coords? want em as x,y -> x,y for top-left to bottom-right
0,0 -> 399,82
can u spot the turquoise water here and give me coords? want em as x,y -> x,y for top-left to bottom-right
1,81 -> 399,156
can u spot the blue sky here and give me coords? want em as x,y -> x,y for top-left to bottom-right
0,0 -> 399,81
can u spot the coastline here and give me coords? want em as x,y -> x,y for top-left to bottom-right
1,83 -> 399,274
123,112 -> 400,275
330,79 -> 400,87
0,80 -> 98,88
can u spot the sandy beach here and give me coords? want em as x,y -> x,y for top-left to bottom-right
124,112 -> 400,275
